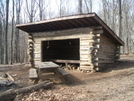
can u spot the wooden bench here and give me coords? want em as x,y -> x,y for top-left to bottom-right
57,68 -> 70,76
29,68 -> 38,79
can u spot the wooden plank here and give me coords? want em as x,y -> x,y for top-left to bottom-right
80,60 -> 90,62
98,57 -> 112,60
80,38 -> 92,41
80,58 -> 89,60
90,30 -> 103,34
99,61 -> 114,63
33,27 -> 92,38
29,69 -> 38,79
80,56 -> 90,59
80,66 -> 94,70
91,26 -> 102,30
80,63 -> 92,66
57,68 -> 70,76
38,62 -> 59,69
80,43 -> 89,45
50,59 -> 80,64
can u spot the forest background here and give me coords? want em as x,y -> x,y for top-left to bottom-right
0,0 -> 134,64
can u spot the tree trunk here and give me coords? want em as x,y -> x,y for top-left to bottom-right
118,0 -> 122,38
0,81 -> 53,101
78,0 -> 82,14
118,0 -> 123,53
15,0 -> 21,63
5,0 -> 10,64
112,0 -> 115,31
11,0 -> 14,64
89,0 -> 92,12
0,20 -> 2,64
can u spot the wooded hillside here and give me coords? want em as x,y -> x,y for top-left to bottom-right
0,0 -> 134,64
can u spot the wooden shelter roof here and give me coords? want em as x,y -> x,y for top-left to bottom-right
16,13 -> 124,46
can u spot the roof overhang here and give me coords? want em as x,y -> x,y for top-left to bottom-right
16,13 -> 124,46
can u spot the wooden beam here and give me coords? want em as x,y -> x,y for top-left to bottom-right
48,59 -> 80,64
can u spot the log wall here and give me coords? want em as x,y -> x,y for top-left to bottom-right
97,34 -> 117,69
32,27 -> 94,68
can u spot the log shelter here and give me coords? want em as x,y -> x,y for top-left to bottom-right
16,13 -> 124,72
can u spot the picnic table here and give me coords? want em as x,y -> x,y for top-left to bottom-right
37,61 -> 70,83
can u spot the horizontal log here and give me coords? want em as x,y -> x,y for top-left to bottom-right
80,60 -> 89,62
92,52 -> 98,56
80,66 -> 94,70
29,36 -> 33,39
93,57 -> 99,61
93,49 -> 98,53
94,34 -> 101,37
0,81 -> 53,101
28,59 -> 34,62
94,39 -> 100,43
80,53 -> 89,55
29,44 -> 34,47
115,51 -> 120,54
80,38 -> 93,41
93,62 -> 99,66
29,46 -> 34,49
80,45 -> 90,48
114,56 -> 119,59
34,57 -> 41,60
80,63 -> 92,66
80,42 -> 90,45
99,61 -> 114,64
28,51 -> 33,55
115,54 -> 120,56
28,39 -> 33,42
91,26 -> 102,30
34,59 -> 41,62
94,66 -> 100,71
90,30 -> 103,34
49,59 -> 80,63
94,44 -> 100,49
80,57 -> 90,60
29,48 -> 34,51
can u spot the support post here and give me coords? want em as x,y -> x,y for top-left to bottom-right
28,34 -> 35,68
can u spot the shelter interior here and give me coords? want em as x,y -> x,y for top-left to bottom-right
41,39 -> 80,63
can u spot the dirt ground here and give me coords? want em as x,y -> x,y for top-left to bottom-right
0,54 -> 134,101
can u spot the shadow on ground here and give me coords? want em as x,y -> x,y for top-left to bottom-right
100,60 -> 134,73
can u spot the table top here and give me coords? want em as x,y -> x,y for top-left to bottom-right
38,61 -> 59,69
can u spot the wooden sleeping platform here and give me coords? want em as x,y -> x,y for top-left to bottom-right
47,59 -> 80,64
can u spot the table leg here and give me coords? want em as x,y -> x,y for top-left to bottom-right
53,68 -> 66,83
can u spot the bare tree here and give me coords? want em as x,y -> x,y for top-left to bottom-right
37,0 -> 50,20
25,0 -> 37,22
5,0 -> 10,64
78,0 -> 83,14
0,0 -> 5,64
0,10 -> 2,64
38,0 -> 44,20
118,0 -> 122,39
15,0 -> 22,63
11,0 -> 15,64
